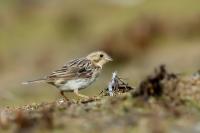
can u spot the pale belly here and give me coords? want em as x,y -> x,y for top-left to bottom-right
60,77 -> 97,91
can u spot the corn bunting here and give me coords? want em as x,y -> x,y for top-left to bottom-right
23,51 -> 113,99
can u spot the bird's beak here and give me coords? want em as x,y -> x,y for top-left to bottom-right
106,56 -> 113,62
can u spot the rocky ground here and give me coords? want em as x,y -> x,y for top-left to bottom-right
1,66 -> 200,133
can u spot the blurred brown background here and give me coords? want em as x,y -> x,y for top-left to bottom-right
0,0 -> 200,106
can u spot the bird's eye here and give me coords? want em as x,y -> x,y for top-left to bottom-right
100,54 -> 104,58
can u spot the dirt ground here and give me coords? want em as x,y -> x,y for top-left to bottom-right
1,66 -> 200,133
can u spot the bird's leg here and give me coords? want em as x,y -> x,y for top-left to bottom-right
74,89 -> 89,99
60,91 -> 68,100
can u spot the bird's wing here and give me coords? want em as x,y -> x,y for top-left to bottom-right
46,58 -> 94,82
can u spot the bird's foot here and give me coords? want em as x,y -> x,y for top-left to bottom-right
74,89 -> 90,99
80,96 -> 101,104
89,96 -> 101,100
60,91 -> 69,101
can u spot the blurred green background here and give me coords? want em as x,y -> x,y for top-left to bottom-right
0,0 -> 200,106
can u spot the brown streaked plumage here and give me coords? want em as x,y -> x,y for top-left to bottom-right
23,51 -> 112,99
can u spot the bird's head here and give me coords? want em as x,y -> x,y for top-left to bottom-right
86,51 -> 113,68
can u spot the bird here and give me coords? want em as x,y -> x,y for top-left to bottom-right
22,51 -> 113,99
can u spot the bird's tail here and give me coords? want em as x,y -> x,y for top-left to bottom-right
22,78 -> 46,85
